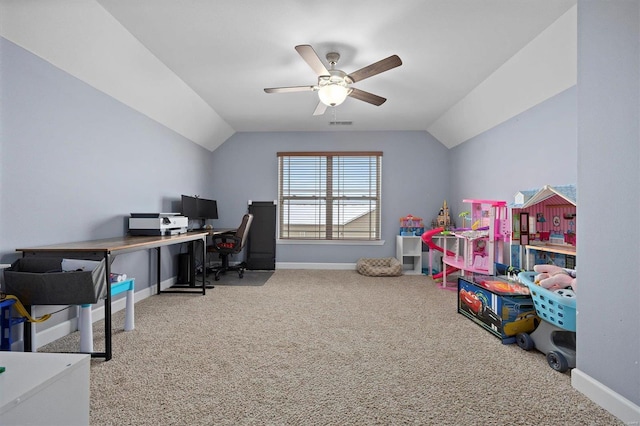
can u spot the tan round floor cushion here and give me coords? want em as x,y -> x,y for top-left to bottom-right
356,257 -> 403,277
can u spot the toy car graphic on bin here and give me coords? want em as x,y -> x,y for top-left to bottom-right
459,289 -> 483,314
503,310 -> 539,336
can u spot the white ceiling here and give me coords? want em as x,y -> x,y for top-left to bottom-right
1,0 -> 577,150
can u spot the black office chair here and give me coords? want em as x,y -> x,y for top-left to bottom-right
207,213 -> 253,281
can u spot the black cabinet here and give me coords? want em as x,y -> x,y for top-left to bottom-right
246,201 -> 276,270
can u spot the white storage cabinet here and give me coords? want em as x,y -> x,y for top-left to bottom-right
396,235 -> 423,275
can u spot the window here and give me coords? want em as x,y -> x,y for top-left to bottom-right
278,151 -> 382,241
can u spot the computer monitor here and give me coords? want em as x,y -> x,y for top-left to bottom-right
181,195 -> 199,219
198,198 -> 218,220
181,195 -> 218,220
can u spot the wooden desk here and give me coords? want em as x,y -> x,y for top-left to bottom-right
16,231 -> 208,360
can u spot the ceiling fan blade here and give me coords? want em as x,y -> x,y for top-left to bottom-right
313,102 -> 327,116
348,88 -> 386,106
347,55 -> 402,83
295,45 -> 330,76
264,85 -> 315,93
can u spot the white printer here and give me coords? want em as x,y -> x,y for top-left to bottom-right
129,213 -> 189,236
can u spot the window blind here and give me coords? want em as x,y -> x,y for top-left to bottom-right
278,151 -> 382,240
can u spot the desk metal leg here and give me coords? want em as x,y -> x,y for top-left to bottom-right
103,252 -> 112,361
27,307 -> 35,352
157,247 -> 162,294
21,307 -> 38,352
90,252 -> 112,360
200,238 -> 206,294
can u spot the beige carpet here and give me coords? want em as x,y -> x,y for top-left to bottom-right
42,270 -> 622,425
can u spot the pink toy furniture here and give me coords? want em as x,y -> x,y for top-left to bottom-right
441,199 -> 510,287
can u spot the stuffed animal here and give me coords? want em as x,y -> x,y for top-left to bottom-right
533,264 -> 577,293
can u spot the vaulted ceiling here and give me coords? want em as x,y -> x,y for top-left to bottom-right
0,0 -> 577,151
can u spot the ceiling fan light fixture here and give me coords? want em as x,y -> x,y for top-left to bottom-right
318,84 -> 349,106
317,74 -> 352,107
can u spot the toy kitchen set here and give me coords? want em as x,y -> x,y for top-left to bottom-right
129,213 -> 188,236
510,185 -> 577,270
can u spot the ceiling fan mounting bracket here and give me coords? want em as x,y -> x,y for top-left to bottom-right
326,52 -> 340,66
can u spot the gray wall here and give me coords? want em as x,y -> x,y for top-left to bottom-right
576,0 -> 639,407
0,37 -> 214,291
448,86 -> 577,217
212,131 -> 450,264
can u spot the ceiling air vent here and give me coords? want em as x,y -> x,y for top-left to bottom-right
329,121 -> 353,126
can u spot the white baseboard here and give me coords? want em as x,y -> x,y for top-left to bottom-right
22,277 -> 176,351
276,262 -> 356,270
572,368 -> 640,425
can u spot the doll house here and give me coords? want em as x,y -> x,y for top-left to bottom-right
510,185 -> 577,269
441,199 -> 511,282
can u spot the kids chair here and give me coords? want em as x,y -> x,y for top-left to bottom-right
207,213 -> 254,281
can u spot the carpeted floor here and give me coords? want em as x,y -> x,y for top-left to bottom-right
41,270 -> 622,425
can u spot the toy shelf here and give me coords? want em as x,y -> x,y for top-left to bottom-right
396,235 -> 422,275
524,244 -> 576,270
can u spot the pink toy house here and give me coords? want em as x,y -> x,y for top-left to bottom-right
441,199 -> 511,284
510,185 -> 577,269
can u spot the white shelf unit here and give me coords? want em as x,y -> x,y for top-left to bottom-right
396,235 -> 423,275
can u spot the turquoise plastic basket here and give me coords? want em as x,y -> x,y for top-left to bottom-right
518,272 -> 576,332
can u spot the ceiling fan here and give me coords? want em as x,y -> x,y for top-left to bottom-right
264,45 -> 402,116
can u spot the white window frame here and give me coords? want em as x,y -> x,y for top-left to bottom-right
277,151 -> 382,242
